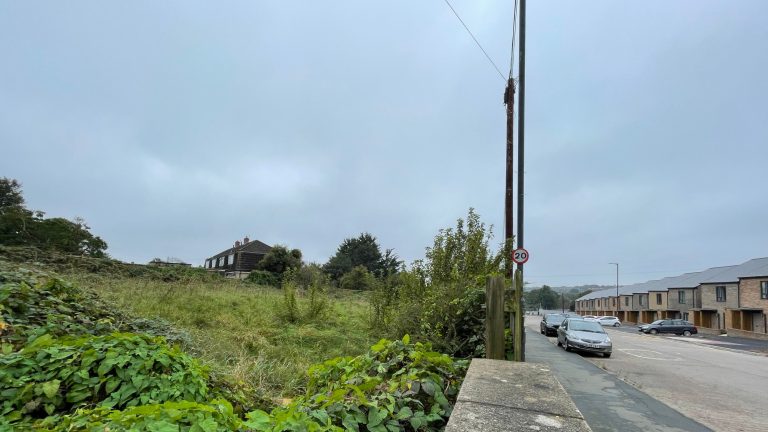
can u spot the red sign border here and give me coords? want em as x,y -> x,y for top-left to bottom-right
512,247 -> 529,264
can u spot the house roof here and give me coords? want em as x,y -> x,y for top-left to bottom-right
577,257 -> 768,301
734,257 -> 768,279
208,239 -> 272,260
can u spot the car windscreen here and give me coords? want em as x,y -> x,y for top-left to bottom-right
567,320 -> 605,333
545,314 -> 565,323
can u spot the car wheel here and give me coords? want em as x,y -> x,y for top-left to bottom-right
683,330 -> 692,337
604,353 -> 611,358
540,329 -> 544,335
613,323 -> 620,327
649,329 -> 658,335
556,338 -> 562,347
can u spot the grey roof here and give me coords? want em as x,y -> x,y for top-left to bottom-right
208,239 -> 272,259
576,257 -> 768,302
734,257 -> 768,279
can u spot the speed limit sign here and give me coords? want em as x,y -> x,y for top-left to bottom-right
512,248 -> 529,264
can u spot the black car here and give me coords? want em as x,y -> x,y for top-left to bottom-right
638,319 -> 698,336
540,313 -> 566,336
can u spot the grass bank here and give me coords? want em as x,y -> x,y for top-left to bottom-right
64,272 -> 377,401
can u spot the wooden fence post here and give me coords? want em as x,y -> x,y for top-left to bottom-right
486,276 -> 505,360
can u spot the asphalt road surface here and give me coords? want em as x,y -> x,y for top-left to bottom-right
526,316 -> 768,431
525,316 -> 711,432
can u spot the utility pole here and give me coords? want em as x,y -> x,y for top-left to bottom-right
515,0 -> 527,361
504,80 -> 515,278
610,263 -> 619,317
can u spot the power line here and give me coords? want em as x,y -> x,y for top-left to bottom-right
509,0 -> 518,78
442,0 -> 506,81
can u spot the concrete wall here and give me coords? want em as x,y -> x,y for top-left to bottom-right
446,359 -> 591,432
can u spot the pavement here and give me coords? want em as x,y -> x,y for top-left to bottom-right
524,316 -> 711,432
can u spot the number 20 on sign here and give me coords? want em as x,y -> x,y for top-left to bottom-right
512,248 -> 529,264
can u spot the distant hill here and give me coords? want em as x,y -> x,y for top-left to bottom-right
524,284 -> 613,294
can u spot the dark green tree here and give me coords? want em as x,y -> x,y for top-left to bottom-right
257,245 -> 302,276
0,178 -> 25,209
323,233 -> 401,280
0,178 -> 108,257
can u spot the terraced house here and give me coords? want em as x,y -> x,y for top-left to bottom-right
575,257 -> 768,340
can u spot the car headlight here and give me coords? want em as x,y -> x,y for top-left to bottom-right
569,336 -> 581,342
604,337 -> 611,343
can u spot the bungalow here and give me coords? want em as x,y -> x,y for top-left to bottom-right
205,237 -> 272,276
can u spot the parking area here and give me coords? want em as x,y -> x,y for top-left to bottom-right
527,315 -> 768,431
610,324 -> 768,355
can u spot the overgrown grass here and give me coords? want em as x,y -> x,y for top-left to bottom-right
64,272 -> 377,401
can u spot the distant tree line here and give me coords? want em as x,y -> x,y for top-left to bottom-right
248,232 -> 403,291
523,285 -> 593,311
0,178 -> 107,257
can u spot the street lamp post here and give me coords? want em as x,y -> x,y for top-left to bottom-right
609,263 -> 619,318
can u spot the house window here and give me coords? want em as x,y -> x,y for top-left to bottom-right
761,281 -> 768,299
716,286 -> 726,302
625,297 -> 629,306
656,293 -> 662,305
217,257 -> 223,267
639,296 -> 646,306
612,298 -> 616,306
678,291 -> 686,304
229,254 -> 235,266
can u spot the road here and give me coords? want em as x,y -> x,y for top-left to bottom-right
525,316 -> 768,431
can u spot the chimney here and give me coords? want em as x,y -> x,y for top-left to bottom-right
243,236 -> 250,244
235,240 -> 241,248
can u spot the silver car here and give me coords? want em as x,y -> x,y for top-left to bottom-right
557,318 -> 612,358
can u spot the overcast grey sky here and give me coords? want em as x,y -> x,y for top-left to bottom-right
2,1 -> 767,287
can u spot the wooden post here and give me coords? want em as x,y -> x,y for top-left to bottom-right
486,276 -> 505,360
513,269 -> 524,361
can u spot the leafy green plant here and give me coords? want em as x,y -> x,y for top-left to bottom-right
370,208 -> 512,357
281,281 -> 300,323
268,336 -> 468,432
246,270 -> 281,287
340,266 -> 377,291
0,333 -> 209,423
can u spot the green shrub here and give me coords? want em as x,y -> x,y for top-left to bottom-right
340,266 -> 377,291
36,399 -> 251,432
0,333 -> 209,423
281,281 -> 300,323
369,209 -> 511,357
266,336 -> 468,431
245,270 -> 281,287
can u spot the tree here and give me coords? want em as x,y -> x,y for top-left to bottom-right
340,265 -> 377,291
257,245 -> 302,276
0,178 -> 108,257
323,233 -> 401,280
0,178 -> 25,210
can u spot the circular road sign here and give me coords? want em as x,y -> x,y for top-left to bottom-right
512,248 -> 529,264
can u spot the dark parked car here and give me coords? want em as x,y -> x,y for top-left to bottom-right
638,319 -> 698,336
557,318 -> 612,358
540,313 -> 566,336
